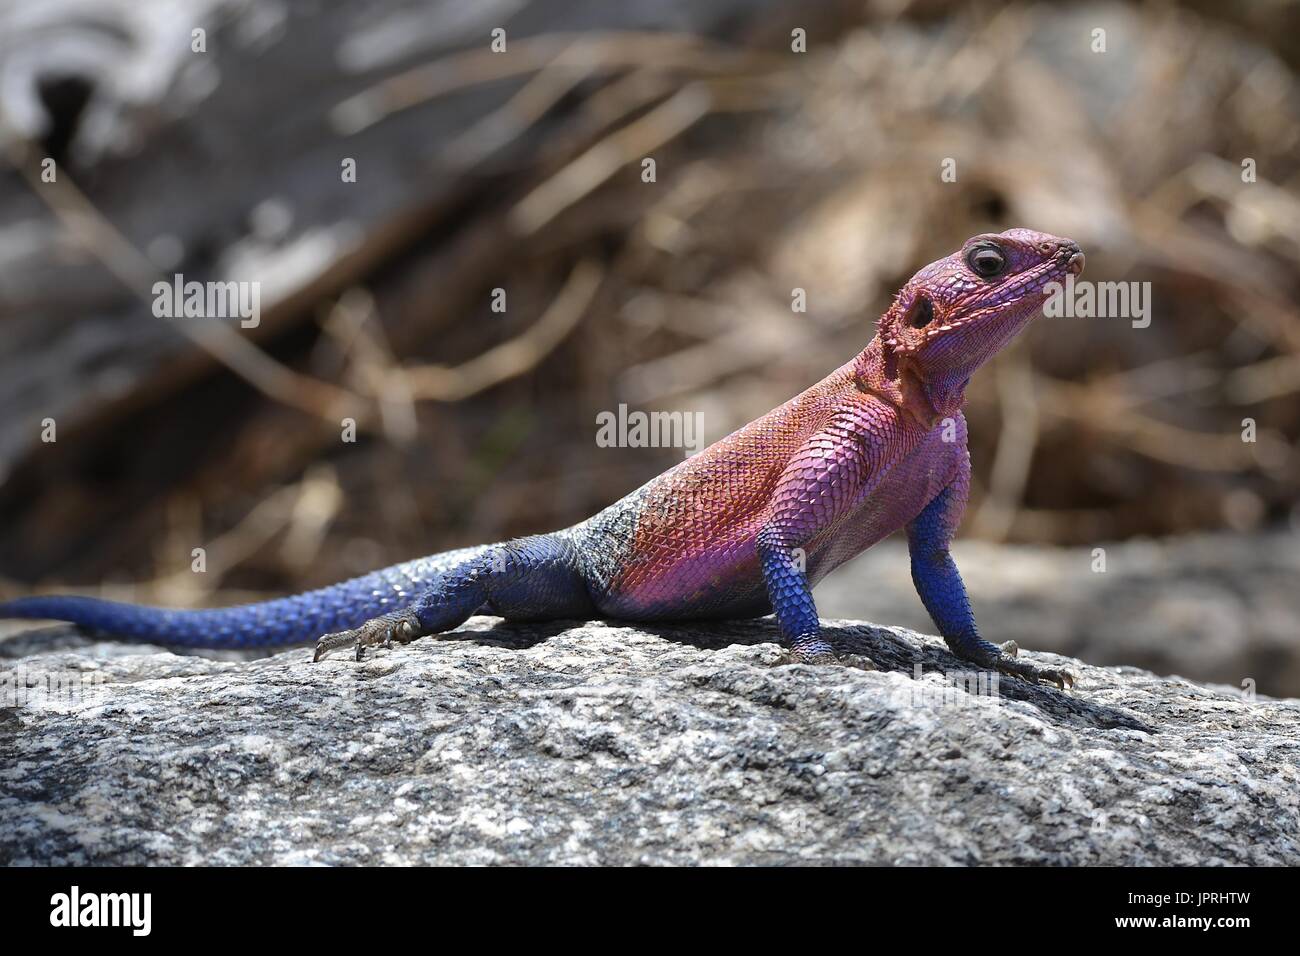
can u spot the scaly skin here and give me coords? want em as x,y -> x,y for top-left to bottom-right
1,228 -> 1084,687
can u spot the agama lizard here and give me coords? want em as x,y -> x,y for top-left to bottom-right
1,228 -> 1084,687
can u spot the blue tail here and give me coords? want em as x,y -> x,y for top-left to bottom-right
0,547 -> 488,649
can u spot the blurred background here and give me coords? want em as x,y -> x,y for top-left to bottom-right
0,1 -> 1297,692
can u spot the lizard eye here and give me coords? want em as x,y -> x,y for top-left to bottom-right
967,244 -> 1006,278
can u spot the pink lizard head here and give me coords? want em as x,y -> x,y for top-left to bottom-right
870,228 -> 1084,410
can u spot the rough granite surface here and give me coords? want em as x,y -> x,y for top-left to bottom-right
1,617 -> 1297,865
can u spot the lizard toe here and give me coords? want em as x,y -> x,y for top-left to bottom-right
995,653 -> 1074,689
312,628 -> 356,662
838,652 -> 878,671
952,641 -> 1072,689
780,647 -> 838,666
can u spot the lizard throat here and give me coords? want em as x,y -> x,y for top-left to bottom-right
854,344 -> 952,429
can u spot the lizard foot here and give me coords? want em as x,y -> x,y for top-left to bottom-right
838,652 -> 878,671
980,641 -> 1074,689
779,648 -> 838,665
777,648 -> 876,670
313,609 -> 421,662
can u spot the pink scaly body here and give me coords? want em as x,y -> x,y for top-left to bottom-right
586,364 -> 964,621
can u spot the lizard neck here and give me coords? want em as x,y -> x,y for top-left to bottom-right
852,338 -> 965,429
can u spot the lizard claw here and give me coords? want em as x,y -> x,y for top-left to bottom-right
312,610 -> 422,662
993,651 -> 1074,689
956,640 -> 1073,689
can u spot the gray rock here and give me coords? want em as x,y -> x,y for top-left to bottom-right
2,617 -> 1297,865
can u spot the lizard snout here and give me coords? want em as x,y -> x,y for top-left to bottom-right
1055,239 -> 1085,276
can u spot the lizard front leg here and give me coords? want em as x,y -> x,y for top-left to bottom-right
906,479 -> 1074,689
757,408 -> 901,666
758,526 -> 834,663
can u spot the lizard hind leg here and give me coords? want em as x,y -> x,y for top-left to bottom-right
312,534 -> 592,662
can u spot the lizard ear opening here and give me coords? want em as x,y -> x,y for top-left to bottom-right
905,294 -> 934,329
